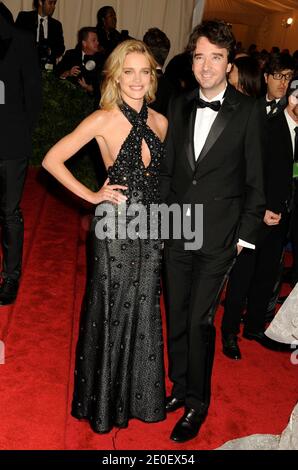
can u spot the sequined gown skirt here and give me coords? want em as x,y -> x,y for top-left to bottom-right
71,211 -> 166,433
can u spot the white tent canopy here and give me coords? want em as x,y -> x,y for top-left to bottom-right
204,0 -> 298,52
5,0 -> 196,60
4,0 -> 298,56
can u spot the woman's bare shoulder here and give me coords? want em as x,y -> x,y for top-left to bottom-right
88,108 -> 118,125
80,108 -> 122,136
148,108 -> 168,140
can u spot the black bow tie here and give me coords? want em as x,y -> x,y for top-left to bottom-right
266,99 -> 278,114
197,97 -> 221,112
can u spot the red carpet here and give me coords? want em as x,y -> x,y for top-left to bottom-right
0,168 -> 297,450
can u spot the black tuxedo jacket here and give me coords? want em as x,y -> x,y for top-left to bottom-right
55,48 -> 105,85
160,85 -> 265,251
0,15 -> 42,160
265,111 -> 294,213
15,10 -> 65,60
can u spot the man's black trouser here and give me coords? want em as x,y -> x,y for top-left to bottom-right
0,158 -> 28,281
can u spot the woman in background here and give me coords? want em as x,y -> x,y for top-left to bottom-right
228,55 -> 261,97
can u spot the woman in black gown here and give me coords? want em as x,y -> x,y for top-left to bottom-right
42,40 -> 168,433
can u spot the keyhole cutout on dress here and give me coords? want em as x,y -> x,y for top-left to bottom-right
141,138 -> 151,169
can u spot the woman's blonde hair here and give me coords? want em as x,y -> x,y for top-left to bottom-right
100,39 -> 158,110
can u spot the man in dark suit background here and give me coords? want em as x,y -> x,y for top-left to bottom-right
55,27 -> 104,99
160,20 -> 265,442
222,54 -> 295,339
0,11 -> 42,305
221,78 -> 297,358
261,53 -> 294,118
15,0 -> 65,68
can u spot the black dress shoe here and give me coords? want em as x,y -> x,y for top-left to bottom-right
282,268 -> 293,284
222,333 -> 241,360
0,278 -> 19,306
243,330 -> 290,351
165,396 -> 185,413
170,408 -> 207,443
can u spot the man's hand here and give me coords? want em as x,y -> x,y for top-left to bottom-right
263,209 -> 281,226
78,77 -> 93,93
60,65 -> 81,79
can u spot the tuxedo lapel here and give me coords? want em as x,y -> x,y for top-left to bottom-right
183,89 -> 198,172
196,85 -> 240,167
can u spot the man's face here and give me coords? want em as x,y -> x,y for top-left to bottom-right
39,0 -> 57,17
264,69 -> 293,100
104,8 -> 117,31
192,36 -> 231,97
82,33 -> 99,55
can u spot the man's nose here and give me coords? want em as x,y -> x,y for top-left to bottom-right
202,58 -> 211,70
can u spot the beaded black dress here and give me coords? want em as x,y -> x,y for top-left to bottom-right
72,101 -> 166,433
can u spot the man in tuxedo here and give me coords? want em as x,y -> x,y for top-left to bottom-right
15,0 -> 65,67
160,20 -> 265,442
221,78 -> 297,358
223,54 -> 295,335
0,13 -> 41,305
55,27 -> 104,99
55,27 -> 106,186
260,53 -> 294,119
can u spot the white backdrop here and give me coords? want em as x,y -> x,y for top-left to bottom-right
5,0 -> 197,61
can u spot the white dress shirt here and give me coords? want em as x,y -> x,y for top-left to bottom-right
193,85 -> 255,249
194,88 -> 226,160
37,15 -> 48,42
284,108 -> 298,157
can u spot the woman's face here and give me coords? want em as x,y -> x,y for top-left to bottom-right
104,8 -> 117,30
118,52 -> 152,105
228,63 -> 239,89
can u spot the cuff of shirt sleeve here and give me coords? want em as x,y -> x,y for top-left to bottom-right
238,239 -> 255,250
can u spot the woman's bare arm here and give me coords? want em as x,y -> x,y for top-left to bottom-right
42,111 -> 127,204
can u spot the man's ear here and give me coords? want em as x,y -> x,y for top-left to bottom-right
226,63 -> 232,74
264,73 -> 268,84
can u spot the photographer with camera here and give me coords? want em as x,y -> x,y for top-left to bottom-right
56,27 -> 105,98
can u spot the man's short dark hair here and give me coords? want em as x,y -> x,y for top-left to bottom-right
186,20 -> 236,63
77,27 -> 97,48
33,0 -> 45,9
143,28 -> 171,67
265,53 -> 294,75
96,5 -> 114,27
